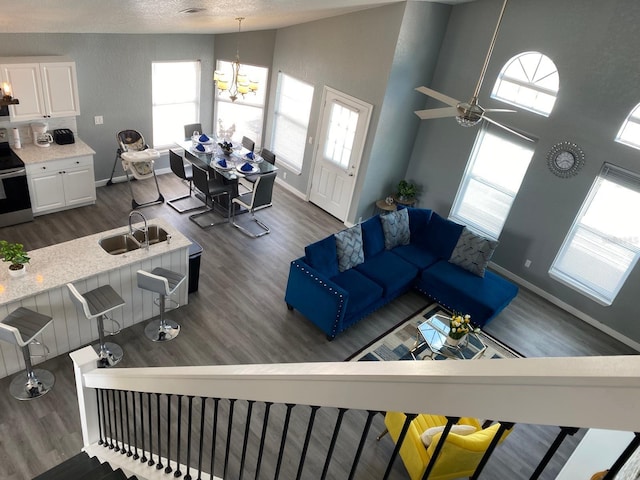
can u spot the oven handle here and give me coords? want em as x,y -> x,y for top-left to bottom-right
0,168 -> 26,179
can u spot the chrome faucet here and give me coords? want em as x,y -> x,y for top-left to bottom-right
128,210 -> 149,250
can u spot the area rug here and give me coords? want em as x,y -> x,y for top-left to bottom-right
347,303 -> 522,362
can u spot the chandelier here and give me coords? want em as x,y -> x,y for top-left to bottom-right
213,17 -> 258,103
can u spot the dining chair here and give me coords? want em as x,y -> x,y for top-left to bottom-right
241,136 -> 255,152
232,171 -> 277,237
189,165 -> 233,228
241,148 -> 277,194
184,123 -> 203,139
167,150 -> 201,213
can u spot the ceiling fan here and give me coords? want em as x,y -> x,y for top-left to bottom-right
414,0 -> 532,142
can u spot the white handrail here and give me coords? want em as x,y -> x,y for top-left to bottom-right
72,346 -> 640,435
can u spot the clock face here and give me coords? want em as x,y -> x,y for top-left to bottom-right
555,151 -> 575,170
547,142 -> 585,178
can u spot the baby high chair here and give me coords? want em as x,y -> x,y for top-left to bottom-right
109,130 -> 164,209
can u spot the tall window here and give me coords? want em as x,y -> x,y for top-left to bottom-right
450,125 -> 535,239
615,103 -> 640,150
549,164 -> 640,306
491,51 -> 559,117
214,60 -> 268,148
271,72 -> 314,174
152,61 -> 201,148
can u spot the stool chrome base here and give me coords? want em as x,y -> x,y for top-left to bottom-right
93,342 -> 124,368
145,319 -> 180,342
10,368 -> 55,400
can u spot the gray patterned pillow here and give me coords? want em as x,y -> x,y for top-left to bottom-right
380,208 -> 410,250
449,227 -> 499,277
334,224 -> 365,272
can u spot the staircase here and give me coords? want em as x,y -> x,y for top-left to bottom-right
33,452 -> 138,480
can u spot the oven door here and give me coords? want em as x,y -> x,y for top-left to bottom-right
0,167 -> 32,215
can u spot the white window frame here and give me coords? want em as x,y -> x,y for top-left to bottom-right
450,125 -> 535,240
615,103 -> 640,151
549,163 -> 640,306
151,60 -> 201,149
491,51 -> 559,117
214,60 -> 268,148
271,72 -> 314,175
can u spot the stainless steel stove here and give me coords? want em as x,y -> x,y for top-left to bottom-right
0,140 -> 33,227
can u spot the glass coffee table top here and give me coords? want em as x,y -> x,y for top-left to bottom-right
410,313 -> 488,360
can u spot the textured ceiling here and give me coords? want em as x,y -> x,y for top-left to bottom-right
0,0 -> 474,34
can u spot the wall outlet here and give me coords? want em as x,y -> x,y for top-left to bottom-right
94,115 -> 104,125
524,259 -> 532,268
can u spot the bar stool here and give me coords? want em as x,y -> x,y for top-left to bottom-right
0,307 -> 55,400
137,267 -> 186,342
67,283 -> 125,368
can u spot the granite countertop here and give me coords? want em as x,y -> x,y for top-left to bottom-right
0,218 -> 191,305
14,138 -> 96,165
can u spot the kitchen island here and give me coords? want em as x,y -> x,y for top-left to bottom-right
0,218 -> 191,379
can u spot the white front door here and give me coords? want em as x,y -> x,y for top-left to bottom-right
309,87 -> 372,221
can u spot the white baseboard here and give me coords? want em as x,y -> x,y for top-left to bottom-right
275,177 -> 306,200
96,168 -> 172,188
490,262 -> 640,352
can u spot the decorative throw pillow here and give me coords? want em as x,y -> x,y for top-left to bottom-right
334,224 -> 365,272
449,227 -> 499,278
420,424 -> 477,447
380,208 -> 410,250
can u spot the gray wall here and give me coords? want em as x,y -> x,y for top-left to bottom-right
0,33 -> 216,180
407,0 -> 640,342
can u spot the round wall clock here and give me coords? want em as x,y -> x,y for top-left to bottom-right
547,141 -> 585,178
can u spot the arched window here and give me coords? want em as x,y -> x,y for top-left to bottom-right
491,51 -> 559,117
615,103 -> 640,150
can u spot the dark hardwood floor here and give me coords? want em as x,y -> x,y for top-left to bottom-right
0,173 -> 635,480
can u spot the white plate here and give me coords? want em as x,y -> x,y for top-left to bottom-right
192,144 -> 214,154
192,135 -> 214,145
212,159 -> 233,171
245,154 -> 263,163
236,164 -> 259,175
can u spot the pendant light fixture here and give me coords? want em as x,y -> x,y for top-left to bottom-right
213,17 -> 258,102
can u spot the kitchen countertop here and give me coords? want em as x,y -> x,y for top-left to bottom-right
13,138 -> 96,165
0,218 -> 191,306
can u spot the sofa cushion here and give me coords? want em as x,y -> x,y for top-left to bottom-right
423,213 -> 464,259
335,224 -> 365,272
399,206 -> 433,247
420,424 -> 477,447
449,227 -> 499,278
391,244 -> 440,271
418,260 -> 518,327
380,208 -> 410,250
331,268 -> 384,316
360,215 -> 385,259
304,235 -> 339,278
355,251 -> 419,296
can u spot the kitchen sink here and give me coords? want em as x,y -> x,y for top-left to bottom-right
99,234 -> 141,255
131,225 -> 169,245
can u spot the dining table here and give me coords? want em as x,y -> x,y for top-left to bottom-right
174,135 -> 278,215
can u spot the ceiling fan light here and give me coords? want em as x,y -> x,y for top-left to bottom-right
217,80 -> 229,91
248,79 -> 259,92
456,116 -> 482,127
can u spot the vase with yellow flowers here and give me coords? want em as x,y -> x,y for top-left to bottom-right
446,313 -> 473,346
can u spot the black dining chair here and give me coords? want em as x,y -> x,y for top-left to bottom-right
241,136 -> 255,152
184,123 -> 203,139
241,148 -> 276,194
232,171 -> 277,237
189,165 -> 233,228
167,150 -> 201,213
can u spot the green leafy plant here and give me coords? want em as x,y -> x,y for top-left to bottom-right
0,240 -> 30,270
397,180 -> 418,200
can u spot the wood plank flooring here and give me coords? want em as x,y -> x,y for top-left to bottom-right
0,172 -> 636,479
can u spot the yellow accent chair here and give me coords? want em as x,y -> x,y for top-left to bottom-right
383,411 -> 511,480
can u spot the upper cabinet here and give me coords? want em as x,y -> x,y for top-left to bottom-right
1,58 -> 81,121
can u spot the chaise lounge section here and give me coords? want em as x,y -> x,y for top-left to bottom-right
285,207 -> 518,339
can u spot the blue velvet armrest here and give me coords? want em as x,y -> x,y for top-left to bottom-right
285,258 -> 349,339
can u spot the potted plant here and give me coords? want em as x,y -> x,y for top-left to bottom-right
0,240 -> 30,277
446,312 -> 475,346
396,180 -> 418,202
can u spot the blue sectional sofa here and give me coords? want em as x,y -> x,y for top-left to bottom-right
285,207 -> 518,339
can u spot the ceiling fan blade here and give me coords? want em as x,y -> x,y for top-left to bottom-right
483,108 -> 517,113
414,106 -> 459,120
415,86 -> 460,107
483,116 -> 535,142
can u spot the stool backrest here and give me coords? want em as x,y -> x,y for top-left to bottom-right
67,283 -> 92,319
137,270 -> 171,296
0,321 -> 20,346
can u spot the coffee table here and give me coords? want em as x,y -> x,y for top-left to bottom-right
409,313 -> 488,360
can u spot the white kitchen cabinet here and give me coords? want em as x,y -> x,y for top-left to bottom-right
1,59 -> 80,121
27,155 -> 96,215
